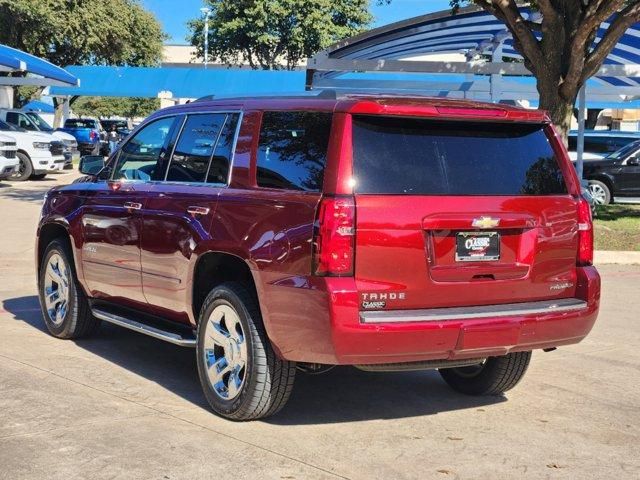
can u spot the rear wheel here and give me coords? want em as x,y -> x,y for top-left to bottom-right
196,282 -> 296,421
439,351 -> 532,395
38,239 -> 100,339
588,180 -> 612,205
10,152 -> 33,181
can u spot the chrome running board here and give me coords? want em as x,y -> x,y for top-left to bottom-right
360,298 -> 588,324
92,308 -> 196,348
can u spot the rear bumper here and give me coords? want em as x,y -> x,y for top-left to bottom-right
264,266 -> 600,365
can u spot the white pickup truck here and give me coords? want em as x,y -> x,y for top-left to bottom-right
0,133 -> 19,180
0,120 -> 65,181
0,109 -> 80,169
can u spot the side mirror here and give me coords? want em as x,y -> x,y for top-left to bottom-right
79,155 -> 105,175
627,156 -> 640,166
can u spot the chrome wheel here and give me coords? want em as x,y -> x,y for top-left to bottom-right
43,253 -> 70,326
588,183 -> 608,205
203,304 -> 248,400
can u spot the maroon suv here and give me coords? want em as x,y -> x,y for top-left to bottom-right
36,95 -> 600,420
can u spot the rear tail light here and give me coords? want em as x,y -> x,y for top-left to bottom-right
577,198 -> 594,266
313,196 -> 355,276
90,130 -> 97,140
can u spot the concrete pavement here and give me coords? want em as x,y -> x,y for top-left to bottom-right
0,172 -> 639,480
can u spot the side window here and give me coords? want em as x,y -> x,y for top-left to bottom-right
112,116 -> 175,181
207,113 -> 239,184
165,113 -> 237,183
256,111 -> 333,192
6,112 -> 32,130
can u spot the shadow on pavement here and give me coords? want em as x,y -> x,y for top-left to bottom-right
3,295 -> 505,424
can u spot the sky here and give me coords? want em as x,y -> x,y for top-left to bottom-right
141,0 -> 452,44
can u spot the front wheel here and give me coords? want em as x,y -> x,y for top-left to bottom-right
38,239 -> 100,339
196,283 -> 296,421
439,351 -> 532,395
10,152 -> 33,181
588,180 -> 612,205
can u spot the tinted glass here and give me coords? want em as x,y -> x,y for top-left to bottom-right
166,114 -> 226,183
257,111 -> 332,191
0,120 -> 19,131
65,119 -> 97,128
352,116 -> 567,195
112,116 -> 175,181
6,112 -> 35,130
207,113 -> 239,184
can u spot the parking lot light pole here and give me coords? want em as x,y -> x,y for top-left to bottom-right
200,7 -> 212,69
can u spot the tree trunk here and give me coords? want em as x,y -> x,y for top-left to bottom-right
537,83 -> 577,143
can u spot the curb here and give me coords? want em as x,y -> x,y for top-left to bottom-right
594,250 -> 640,265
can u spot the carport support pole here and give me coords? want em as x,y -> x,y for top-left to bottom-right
576,84 -> 586,180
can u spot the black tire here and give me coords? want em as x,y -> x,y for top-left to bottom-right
10,152 -> 33,182
439,351 -> 532,395
38,239 -> 100,339
30,173 -> 47,180
588,179 -> 612,205
196,282 -> 296,421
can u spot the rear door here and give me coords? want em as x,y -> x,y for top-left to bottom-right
351,115 -> 580,311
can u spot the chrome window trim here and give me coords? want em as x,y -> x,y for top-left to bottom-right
161,110 -> 243,187
359,298 -> 589,324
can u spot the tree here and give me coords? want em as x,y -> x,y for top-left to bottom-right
72,97 -> 160,119
188,0 -> 372,70
443,1 -> 640,136
0,0 -> 166,124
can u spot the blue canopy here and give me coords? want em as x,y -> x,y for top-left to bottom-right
50,66 -> 305,98
0,44 -> 78,86
22,99 -> 55,113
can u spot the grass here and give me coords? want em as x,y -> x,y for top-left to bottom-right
593,204 -> 640,251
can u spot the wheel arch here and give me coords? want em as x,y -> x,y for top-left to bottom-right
190,251 -> 262,327
16,149 -> 31,161
37,222 -> 74,278
586,174 -> 615,194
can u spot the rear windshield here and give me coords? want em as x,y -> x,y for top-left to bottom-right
65,119 -> 96,128
352,116 -> 567,195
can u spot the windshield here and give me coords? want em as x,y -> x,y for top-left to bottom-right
606,140 -> 640,160
26,112 -> 53,131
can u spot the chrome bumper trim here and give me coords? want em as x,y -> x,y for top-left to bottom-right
360,298 -> 588,324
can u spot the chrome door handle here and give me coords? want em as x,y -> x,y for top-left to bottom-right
123,202 -> 142,210
187,206 -> 210,216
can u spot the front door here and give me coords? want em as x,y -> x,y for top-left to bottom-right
140,112 -> 241,323
80,115 -> 177,307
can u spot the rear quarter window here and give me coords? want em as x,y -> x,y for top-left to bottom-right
256,111 -> 332,192
352,116 -> 567,195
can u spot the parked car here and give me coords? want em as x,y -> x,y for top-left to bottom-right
0,109 -> 80,169
578,139 -> 640,204
100,119 -> 131,139
36,95 -> 600,421
0,120 -> 65,180
568,130 -> 640,160
57,118 -> 107,156
0,133 -> 18,180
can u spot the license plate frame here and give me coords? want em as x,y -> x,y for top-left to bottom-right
455,231 -> 500,262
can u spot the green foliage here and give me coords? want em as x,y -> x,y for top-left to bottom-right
0,0 -> 166,67
72,97 -> 160,119
188,0 -> 373,69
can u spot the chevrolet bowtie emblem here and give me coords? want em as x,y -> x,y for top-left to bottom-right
472,216 -> 500,229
